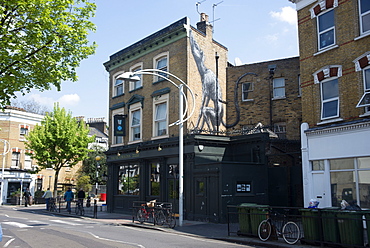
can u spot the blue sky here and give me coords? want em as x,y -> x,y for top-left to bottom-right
16,0 -> 298,121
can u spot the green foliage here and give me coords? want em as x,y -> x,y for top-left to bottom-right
81,146 -> 107,185
0,0 -> 97,107
25,103 -> 95,193
34,190 -> 44,198
76,175 -> 92,193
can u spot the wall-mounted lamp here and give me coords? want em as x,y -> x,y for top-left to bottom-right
136,147 -> 140,154
117,152 -> 121,156
268,64 -> 276,77
198,144 -> 204,152
158,144 -> 162,151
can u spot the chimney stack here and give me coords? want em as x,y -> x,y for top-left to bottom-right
197,13 -> 212,35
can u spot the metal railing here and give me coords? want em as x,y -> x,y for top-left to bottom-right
227,205 -> 369,247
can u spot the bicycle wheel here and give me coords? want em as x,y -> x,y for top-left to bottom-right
167,214 -> 176,228
282,221 -> 300,245
136,209 -> 145,223
80,208 -> 85,216
75,205 -> 79,215
258,220 -> 272,241
155,210 -> 166,226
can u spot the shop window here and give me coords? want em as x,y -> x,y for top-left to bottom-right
118,164 -> 140,195
196,180 -> 204,195
312,160 -> 325,171
150,162 -> 160,196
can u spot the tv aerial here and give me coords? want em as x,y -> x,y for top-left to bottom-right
196,0 -> 207,15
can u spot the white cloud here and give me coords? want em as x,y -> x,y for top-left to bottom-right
28,94 -> 55,108
270,6 -> 297,25
57,94 -> 80,107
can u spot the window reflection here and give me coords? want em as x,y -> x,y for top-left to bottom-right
118,164 -> 140,195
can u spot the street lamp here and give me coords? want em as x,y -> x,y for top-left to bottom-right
95,155 -> 101,197
117,69 -> 195,226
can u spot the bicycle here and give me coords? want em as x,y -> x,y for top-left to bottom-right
154,203 -> 176,228
75,199 -> 85,216
136,204 -> 155,224
258,209 -> 300,245
49,198 -> 57,212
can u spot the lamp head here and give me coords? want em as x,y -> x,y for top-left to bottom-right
95,155 -> 101,161
116,72 -> 141,82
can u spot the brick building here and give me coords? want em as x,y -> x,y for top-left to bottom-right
104,14 -> 304,222
290,0 -> 370,208
226,57 -> 302,140
0,106 -> 42,204
0,107 -> 108,204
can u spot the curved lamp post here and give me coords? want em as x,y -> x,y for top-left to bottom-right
116,69 -> 195,226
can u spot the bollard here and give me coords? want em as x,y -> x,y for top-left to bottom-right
93,199 -> 97,218
86,197 -> 91,208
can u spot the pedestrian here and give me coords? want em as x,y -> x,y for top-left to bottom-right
64,188 -> 74,213
42,188 -> 53,210
77,188 -> 85,207
23,188 -> 31,207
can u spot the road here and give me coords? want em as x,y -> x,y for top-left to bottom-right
0,206 -> 250,248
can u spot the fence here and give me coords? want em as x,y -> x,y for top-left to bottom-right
46,196 -> 106,219
227,205 -> 369,247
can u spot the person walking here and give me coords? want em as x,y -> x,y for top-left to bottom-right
42,188 -> 53,210
64,188 -> 74,213
77,188 -> 85,207
23,188 -> 31,207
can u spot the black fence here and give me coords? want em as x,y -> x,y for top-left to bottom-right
45,197 -> 106,219
227,205 -> 369,247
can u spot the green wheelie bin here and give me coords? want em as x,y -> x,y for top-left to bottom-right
237,203 -> 257,235
337,210 -> 364,246
321,208 -> 340,244
249,205 -> 269,235
300,208 -> 321,243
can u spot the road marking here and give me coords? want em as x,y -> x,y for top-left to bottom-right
50,220 -> 83,226
2,222 -> 33,228
3,238 -> 15,247
87,232 -> 145,248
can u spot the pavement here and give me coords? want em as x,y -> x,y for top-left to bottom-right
6,203 -> 318,248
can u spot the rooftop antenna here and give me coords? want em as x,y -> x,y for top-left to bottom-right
196,0 -> 207,15
212,1 -> 223,34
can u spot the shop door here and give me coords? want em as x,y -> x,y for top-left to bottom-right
167,164 -> 179,213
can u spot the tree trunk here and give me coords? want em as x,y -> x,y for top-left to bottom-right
53,169 -> 60,198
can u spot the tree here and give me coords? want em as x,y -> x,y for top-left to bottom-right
26,103 -> 95,196
11,99 -> 51,115
0,0 -> 97,107
76,175 -> 92,193
80,145 -> 107,186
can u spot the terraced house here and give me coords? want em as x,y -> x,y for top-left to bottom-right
289,0 -> 370,208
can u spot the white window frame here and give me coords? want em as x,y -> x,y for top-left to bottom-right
129,63 -> 143,91
11,151 -> 20,168
317,9 -> 336,51
112,72 -> 125,97
320,77 -> 339,120
273,78 -> 285,99
242,82 -> 254,101
153,52 -> 169,83
24,154 -> 32,170
359,0 -> 370,35
357,66 -> 370,114
152,94 -> 169,138
129,103 -> 142,143
111,108 -> 124,146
